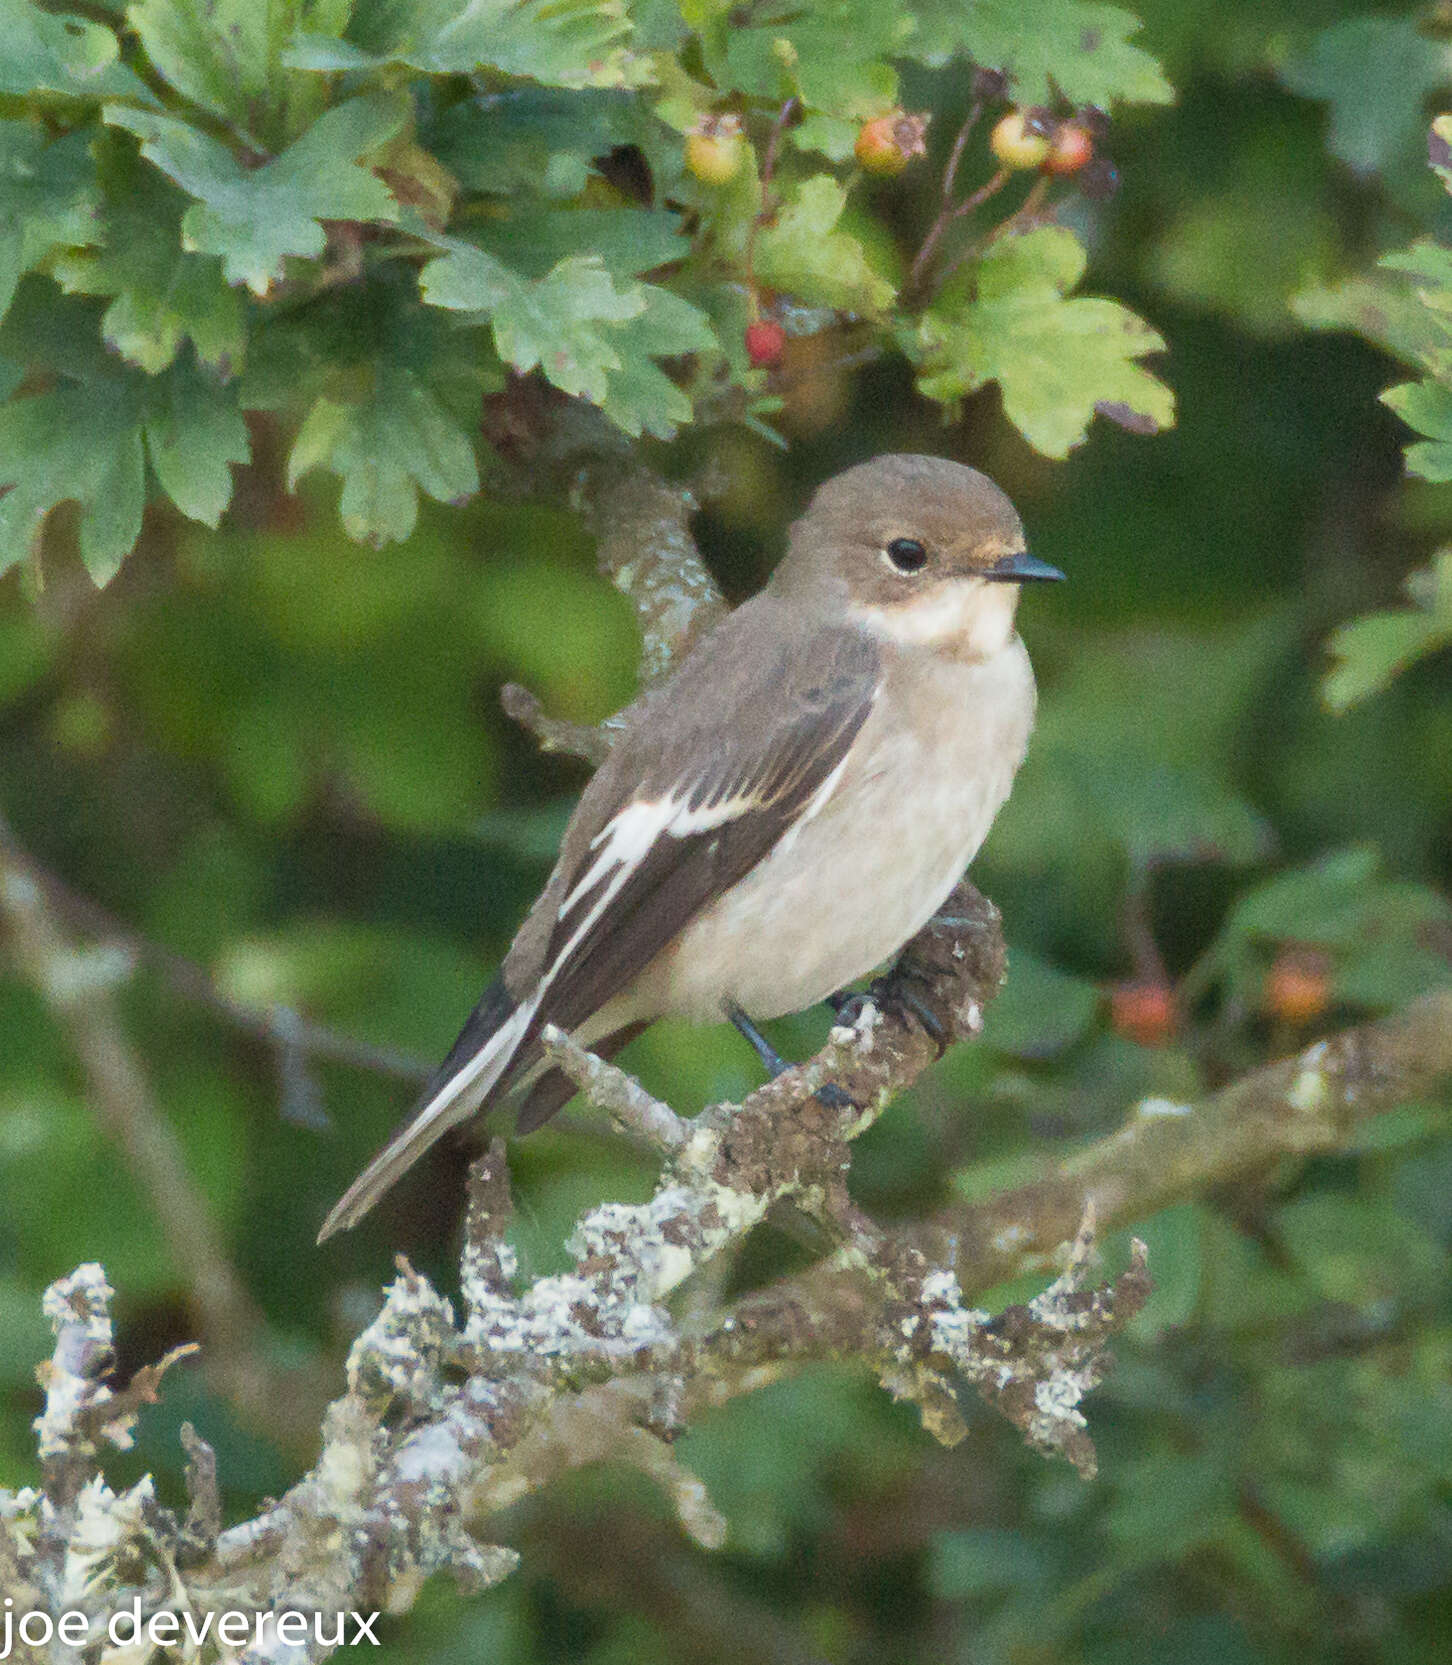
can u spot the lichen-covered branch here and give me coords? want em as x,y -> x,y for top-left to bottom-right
500,454 -> 728,757
0,821 -> 322,1455
903,987 -> 1452,1293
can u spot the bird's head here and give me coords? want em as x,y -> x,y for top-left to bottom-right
773,454 -> 1064,658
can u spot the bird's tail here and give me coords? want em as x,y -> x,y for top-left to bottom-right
317,979 -> 535,1242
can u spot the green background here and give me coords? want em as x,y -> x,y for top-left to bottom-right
3,2 -> 1452,1662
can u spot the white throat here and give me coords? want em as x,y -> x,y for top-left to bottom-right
849,580 -> 1020,659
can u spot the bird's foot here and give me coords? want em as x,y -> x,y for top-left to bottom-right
828,976 -> 948,1055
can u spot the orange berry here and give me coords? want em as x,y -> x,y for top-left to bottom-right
744,319 -> 786,368
1264,950 -> 1331,1025
1110,980 -> 1176,1047
685,115 -> 746,185
1044,121 -> 1094,175
854,111 -> 929,176
989,108 -> 1052,171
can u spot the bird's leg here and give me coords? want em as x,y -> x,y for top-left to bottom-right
727,1001 -> 790,1076
726,1001 -> 854,1110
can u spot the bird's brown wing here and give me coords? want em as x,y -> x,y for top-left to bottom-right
517,611 -> 881,1040
319,605 -> 878,1240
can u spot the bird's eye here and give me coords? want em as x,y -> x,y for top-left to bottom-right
884,537 -> 928,573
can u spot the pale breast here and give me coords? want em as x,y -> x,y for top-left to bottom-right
638,636 -> 1036,1022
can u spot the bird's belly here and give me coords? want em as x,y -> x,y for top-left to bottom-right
640,650 -> 1032,1022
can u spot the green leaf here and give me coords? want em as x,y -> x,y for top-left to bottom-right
1381,380 -> 1452,482
127,0 -> 275,129
706,0 -> 909,116
143,360 -> 250,527
466,205 -> 690,280
50,151 -> 244,373
0,124 -> 99,325
1323,549 -> 1452,711
1281,18 -> 1452,179
0,0 -> 152,102
911,0 -> 1173,109
0,380 -> 144,584
754,175 -> 894,316
430,87 -> 647,201
1213,846 -> 1451,1009
592,284 -> 717,437
425,242 -> 641,400
106,93 -> 405,295
914,226 -> 1173,458
1294,269 -> 1451,366
287,363 -> 481,546
289,0 -> 648,90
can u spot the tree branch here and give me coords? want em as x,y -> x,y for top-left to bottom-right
0,821 -> 325,1454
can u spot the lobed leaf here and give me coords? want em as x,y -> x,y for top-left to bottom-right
910,0 -> 1173,109
106,93 -> 405,296
0,124 -> 99,326
754,176 -> 895,316
1323,550 -> 1452,712
914,226 -> 1173,458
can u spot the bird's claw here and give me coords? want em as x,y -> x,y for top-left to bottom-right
828,976 -> 948,1054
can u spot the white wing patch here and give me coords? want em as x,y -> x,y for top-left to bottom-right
545,787 -> 760,997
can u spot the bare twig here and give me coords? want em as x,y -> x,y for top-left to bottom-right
906,99 -> 987,295
937,174 -> 1053,290
0,821 -> 321,1451
745,97 -> 799,289
14,848 -> 431,1091
540,1023 -> 689,1152
500,682 -> 616,766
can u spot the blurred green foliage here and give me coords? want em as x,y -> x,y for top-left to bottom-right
1,1 -> 1451,1663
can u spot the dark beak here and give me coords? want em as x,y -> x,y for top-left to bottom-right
985,550 -> 1066,583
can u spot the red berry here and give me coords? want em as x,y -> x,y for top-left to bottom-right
1044,121 -> 1094,176
685,115 -> 746,185
854,111 -> 929,176
745,319 -> 786,368
1109,980 -> 1176,1047
989,109 -> 1052,171
1264,950 -> 1331,1025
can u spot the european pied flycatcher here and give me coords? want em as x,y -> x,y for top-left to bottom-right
320,454 -> 1062,1240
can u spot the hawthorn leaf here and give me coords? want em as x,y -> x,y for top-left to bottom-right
51,159 -> 244,373
430,87 -> 644,201
1281,18 -> 1452,179
709,0 -> 909,116
914,226 -> 1173,458
0,0 -> 152,102
106,93 -> 405,295
423,241 -> 642,401
287,364 -> 480,547
143,361 -> 250,528
289,0 -> 647,90
1293,270 -> 1449,366
466,205 -> 689,279
1382,380 -> 1452,483
910,0 -> 1173,109
1381,238 -> 1452,294
0,125 -> 99,325
1323,550 -> 1452,712
488,258 -> 644,403
127,0 -> 273,127
754,176 -> 894,315
0,381 -> 144,584
593,285 -> 718,437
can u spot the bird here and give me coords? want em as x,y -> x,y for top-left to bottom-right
318,453 -> 1063,1241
